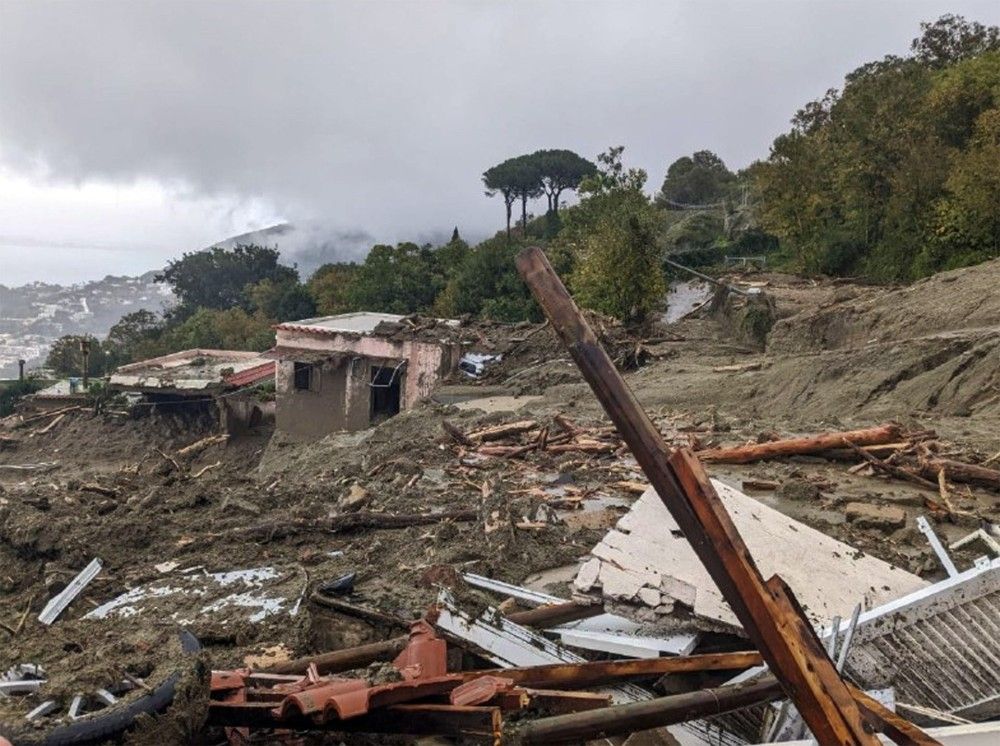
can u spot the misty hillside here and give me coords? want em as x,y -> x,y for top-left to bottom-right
0,271 -> 174,377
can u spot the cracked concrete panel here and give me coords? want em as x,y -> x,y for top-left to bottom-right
578,481 -> 927,634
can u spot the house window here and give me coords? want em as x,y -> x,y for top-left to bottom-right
293,362 -> 318,391
370,364 -> 402,423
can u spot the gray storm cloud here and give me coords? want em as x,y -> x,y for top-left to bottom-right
2,0 -> 999,271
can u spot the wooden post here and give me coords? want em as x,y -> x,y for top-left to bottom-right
514,246 -> 898,746
518,677 -> 784,744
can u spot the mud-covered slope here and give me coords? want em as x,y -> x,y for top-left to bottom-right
768,257 -> 1000,353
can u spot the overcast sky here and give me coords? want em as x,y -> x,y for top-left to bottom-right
2,0 -> 999,285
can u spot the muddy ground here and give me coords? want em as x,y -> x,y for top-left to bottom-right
0,258 -> 998,741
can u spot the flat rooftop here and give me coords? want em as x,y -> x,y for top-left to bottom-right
275,312 -> 460,338
110,349 -> 272,392
278,312 -> 406,335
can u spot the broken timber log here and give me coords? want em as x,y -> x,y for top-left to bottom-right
501,601 -> 603,628
467,651 -> 762,690
515,245 -> 913,746
264,636 -> 409,675
518,677 -> 783,744
695,424 -> 901,464
916,458 -> 1000,491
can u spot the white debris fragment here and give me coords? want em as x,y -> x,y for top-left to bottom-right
38,558 -> 103,625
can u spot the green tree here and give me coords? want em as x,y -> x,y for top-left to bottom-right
434,229 -> 471,279
438,235 -> 539,321
753,16 -> 1000,279
533,149 -> 597,215
924,107 -> 1000,270
162,308 -> 273,352
347,242 -> 444,314
1,378 -> 45,417
156,244 -> 298,312
483,161 -> 520,240
307,262 -> 360,315
656,150 -> 736,207
104,309 -> 163,368
571,191 -> 665,324
912,14 -> 1000,68
246,278 -> 317,321
46,335 -> 107,378
569,147 -> 665,324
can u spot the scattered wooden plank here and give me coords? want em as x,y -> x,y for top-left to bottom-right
464,651 -> 762,690
34,413 -> 66,435
843,440 -> 939,491
518,677 -> 784,744
192,461 -> 222,478
467,420 -> 537,443
177,433 -> 229,457
851,685 -> 943,745
694,424 -> 901,464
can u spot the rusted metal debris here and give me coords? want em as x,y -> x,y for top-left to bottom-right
514,246 -> 936,746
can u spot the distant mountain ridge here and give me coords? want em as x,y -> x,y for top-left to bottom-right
0,222 -> 378,376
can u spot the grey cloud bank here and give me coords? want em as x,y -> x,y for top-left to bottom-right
1,0 -> 999,283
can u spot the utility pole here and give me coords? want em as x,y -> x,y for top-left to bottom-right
80,339 -> 91,389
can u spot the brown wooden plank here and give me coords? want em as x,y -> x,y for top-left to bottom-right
525,688 -> 612,714
850,686 -> 943,746
515,245 -> 882,746
463,651 -> 762,689
517,677 -> 784,744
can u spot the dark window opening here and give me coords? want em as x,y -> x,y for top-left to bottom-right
370,365 -> 402,423
293,362 -> 317,391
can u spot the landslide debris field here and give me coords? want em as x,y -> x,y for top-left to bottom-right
1,258 -> 998,742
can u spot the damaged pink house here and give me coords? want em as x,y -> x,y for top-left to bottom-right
269,312 -> 463,439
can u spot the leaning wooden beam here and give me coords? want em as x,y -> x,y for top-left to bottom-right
694,424 -> 901,463
515,246 -> 889,746
465,651 -> 762,689
517,677 -> 784,744
850,686 -> 942,746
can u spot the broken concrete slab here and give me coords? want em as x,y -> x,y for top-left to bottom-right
575,483 -> 926,634
461,573 -> 699,658
845,502 -> 907,530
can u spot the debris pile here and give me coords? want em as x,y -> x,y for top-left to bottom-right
1,253 -> 999,744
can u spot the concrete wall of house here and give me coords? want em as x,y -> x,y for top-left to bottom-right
220,394 -> 274,435
275,356 -> 350,440
273,329 -> 458,439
